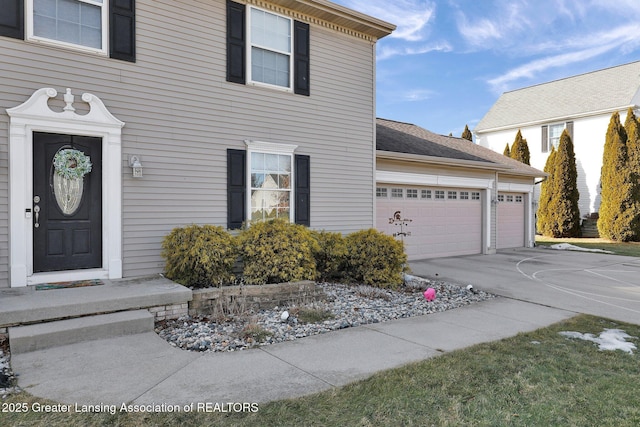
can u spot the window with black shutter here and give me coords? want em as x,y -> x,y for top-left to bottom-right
227,149 -> 246,230
228,146 -> 310,228
2,0 -> 135,62
227,0 -> 310,95
0,0 -> 24,39
110,0 -> 136,62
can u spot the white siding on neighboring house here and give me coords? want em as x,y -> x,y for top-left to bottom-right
477,112 -> 625,217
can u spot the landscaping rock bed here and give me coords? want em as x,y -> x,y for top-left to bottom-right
155,276 -> 497,353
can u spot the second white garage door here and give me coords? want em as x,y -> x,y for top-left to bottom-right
376,186 -> 483,260
497,192 -> 525,249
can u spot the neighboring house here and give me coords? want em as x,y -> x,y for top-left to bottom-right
375,118 -> 544,260
0,0 -> 395,288
475,61 -> 640,218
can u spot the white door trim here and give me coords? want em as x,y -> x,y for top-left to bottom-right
7,88 -> 124,287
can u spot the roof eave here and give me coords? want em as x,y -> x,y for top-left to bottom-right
475,104 -> 639,134
376,150 -> 547,178
266,0 -> 396,39
376,150 -> 508,171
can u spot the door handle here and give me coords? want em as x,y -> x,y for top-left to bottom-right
34,205 -> 40,228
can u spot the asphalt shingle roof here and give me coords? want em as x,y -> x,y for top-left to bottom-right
475,61 -> 640,132
376,118 -> 544,177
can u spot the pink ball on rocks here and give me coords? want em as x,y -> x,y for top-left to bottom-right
423,288 -> 436,302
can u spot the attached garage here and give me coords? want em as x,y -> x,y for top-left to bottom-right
375,118 -> 545,260
497,192 -> 525,249
376,186 -> 483,259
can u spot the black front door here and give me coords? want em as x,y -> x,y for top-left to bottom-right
33,132 -> 102,272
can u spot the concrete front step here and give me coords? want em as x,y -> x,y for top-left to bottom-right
9,310 -> 154,354
0,275 -> 192,328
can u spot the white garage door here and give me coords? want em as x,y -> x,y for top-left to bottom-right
497,192 -> 525,249
376,186 -> 482,260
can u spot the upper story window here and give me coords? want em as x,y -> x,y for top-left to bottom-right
29,0 -> 107,52
227,1 -> 310,96
1,0 -> 135,62
249,7 -> 292,90
542,122 -> 573,153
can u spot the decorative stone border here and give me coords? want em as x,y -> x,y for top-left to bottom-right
148,303 -> 189,322
189,281 -> 325,318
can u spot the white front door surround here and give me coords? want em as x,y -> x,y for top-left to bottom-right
7,88 -> 124,287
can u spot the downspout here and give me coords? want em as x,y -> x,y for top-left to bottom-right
371,41 -> 377,230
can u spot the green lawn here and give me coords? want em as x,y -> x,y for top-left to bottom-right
536,235 -> 640,257
3,315 -> 640,426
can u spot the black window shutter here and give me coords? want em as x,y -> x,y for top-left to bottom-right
541,125 -> 548,152
110,0 -> 136,62
566,121 -> 574,141
0,0 -> 23,40
294,154 -> 310,226
293,20 -> 310,96
227,149 -> 246,229
227,0 -> 246,84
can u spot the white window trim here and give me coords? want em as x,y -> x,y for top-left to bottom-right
245,140 -> 297,223
7,87 -> 124,287
26,0 -> 109,55
246,6 -> 294,92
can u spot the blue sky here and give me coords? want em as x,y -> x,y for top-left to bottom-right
332,0 -> 640,137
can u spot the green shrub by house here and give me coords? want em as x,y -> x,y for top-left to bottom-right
510,129 -> 531,165
503,143 -> 511,157
312,230 -> 347,282
343,229 -> 407,289
237,219 -> 319,285
537,146 -> 557,236
161,224 -> 237,288
548,129 -> 581,237
598,110 -> 639,241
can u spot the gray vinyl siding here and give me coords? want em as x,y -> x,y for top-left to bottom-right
0,0 -> 377,284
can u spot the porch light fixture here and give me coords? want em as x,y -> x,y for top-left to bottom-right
129,155 -> 143,178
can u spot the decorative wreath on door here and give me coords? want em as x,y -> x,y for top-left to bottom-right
53,149 -> 92,180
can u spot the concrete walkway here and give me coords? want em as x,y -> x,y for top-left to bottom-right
11,298 -> 573,406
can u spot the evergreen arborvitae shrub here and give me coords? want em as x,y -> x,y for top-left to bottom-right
598,110 -> 638,241
623,108 -> 640,240
537,146 -> 557,236
237,219 -> 319,285
461,125 -> 473,141
344,229 -> 407,289
311,230 -> 347,282
161,224 -> 237,287
548,129 -> 581,237
510,130 -> 531,165
503,143 -> 511,157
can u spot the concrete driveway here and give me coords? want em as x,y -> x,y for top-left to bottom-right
410,247 -> 640,325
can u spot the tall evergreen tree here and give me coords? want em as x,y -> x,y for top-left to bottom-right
510,130 -> 531,165
461,125 -> 473,141
624,108 -> 640,240
598,111 -> 637,241
537,146 -> 557,236
503,143 -> 511,157
548,129 -> 581,237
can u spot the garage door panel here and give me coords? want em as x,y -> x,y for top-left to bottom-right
377,186 -> 482,260
497,192 -> 525,249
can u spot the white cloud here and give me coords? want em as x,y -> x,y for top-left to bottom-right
336,0 -> 436,42
378,42 -> 452,60
404,89 -> 435,102
487,22 -> 640,92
